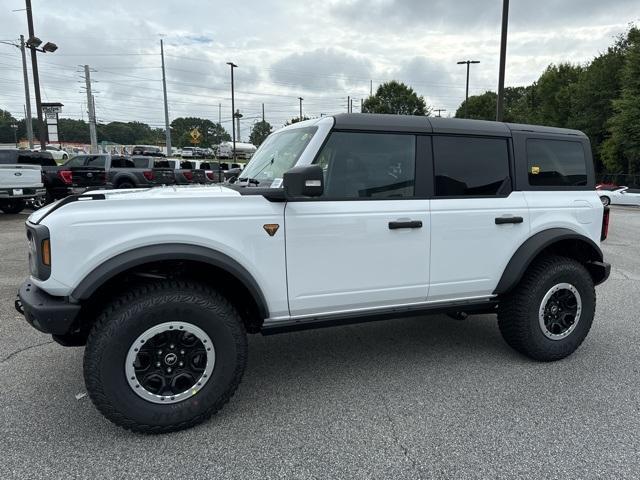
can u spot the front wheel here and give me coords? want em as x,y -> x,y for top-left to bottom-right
116,181 -> 135,189
600,196 -> 610,206
497,255 -> 595,362
84,280 -> 248,433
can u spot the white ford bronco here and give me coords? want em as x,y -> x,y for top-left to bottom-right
16,114 -> 610,433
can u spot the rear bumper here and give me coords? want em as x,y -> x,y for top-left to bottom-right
0,187 -> 46,199
16,279 -> 80,335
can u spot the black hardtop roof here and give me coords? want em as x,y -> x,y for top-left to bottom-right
331,113 -> 586,138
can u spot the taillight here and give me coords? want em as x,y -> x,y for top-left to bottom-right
206,172 -> 214,181
183,171 -> 194,182
143,170 -> 155,181
601,206 -> 610,241
58,170 -> 73,185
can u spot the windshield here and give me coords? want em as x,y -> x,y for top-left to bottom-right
240,126 -> 317,187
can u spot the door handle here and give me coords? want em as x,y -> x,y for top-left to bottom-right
389,220 -> 423,230
495,216 -> 524,225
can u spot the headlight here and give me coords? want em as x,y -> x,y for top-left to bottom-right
25,223 -> 51,280
27,230 -> 38,276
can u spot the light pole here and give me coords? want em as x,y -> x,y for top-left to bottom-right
496,0 -> 510,121
160,39 -> 172,156
1,37 -> 35,148
457,60 -> 480,118
298,97 -> 303,121
11,123 -> 18,147
226,62 -> 237,161
25,0 -> 58,150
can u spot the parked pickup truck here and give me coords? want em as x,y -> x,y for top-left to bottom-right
66,154 -> 176,189
166,159 -> 207,185
0,149 -> 46,213
20,151 -> 107,204
193,160 -> 224,183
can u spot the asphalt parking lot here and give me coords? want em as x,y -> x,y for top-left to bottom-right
1,207 -> 639,479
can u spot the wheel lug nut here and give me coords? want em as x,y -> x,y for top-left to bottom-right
157,350 -> 162,355
170,344 -> 175,349
156,362 -> 161,367
167,367 -> 172,373
178,361 -> 184,367
180,350 -> 185,355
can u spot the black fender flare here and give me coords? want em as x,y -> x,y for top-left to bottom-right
71,243 -> 269,319
493,228 -> 605,295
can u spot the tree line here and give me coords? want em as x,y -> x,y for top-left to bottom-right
456,27 -> 640,174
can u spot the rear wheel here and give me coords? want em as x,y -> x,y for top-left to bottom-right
0,199 -> 26,214
600,196 -> 610,206
497,255 -> 595,361
84,280 -> 248,433
116,181 -> 135,189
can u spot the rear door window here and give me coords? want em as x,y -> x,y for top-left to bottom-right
433,136 -> 510,197
526,139 -> 587,186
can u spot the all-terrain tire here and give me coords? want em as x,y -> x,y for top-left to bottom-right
83,280 -> 248,433
497,255 -> 595,362
116,181 -> 135,189
600,196 -> 610,206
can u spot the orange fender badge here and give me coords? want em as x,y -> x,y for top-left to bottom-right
263,224 -> 279,236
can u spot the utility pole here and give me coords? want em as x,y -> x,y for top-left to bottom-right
298,97 -> 303,121
83,65 -> 98,153
226,62 -> 237,160
496,0 -> 510,121
434,108 -> 447,117
350,98 -> 354,114
360,98 -> 363,113
218,103 -> 221,124
370,80 -> 373,96
457,60 -> 480,118
262,103 -> 265,122
347,96 -> 350,113
19,35 -> 34,148
25,0 -> 46,150
160,39 -> 172,156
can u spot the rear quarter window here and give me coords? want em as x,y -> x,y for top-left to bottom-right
526,139 -> 587,187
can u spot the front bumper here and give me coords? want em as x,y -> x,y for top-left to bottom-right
16,279 -> 80,335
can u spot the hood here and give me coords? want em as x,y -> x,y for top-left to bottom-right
28,184 -> 241,224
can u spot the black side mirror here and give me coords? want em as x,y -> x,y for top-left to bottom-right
283,165 -> 324,197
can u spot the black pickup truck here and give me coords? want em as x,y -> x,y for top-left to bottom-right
67,154 -> 176,188
0,149 -> 107,204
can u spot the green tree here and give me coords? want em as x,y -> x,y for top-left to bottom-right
529,63 -> 583,126
284,116 -> 310,126
602,27 -> 640,174
0,109 -> 18,143
249,120 -> 272,146
58,118 -> 90,143
455,91 -> 497,120
170,117 -> 230,148
363,81 -> 429,115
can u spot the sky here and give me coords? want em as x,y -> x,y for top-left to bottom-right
0,0 -> 638,140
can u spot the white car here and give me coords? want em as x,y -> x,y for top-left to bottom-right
17,114 -> 611,433
597,186 -> 640,206
33,145 -> 69,162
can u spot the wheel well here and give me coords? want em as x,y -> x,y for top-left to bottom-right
74,259 -> 265,343
494,230 -> 606,296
